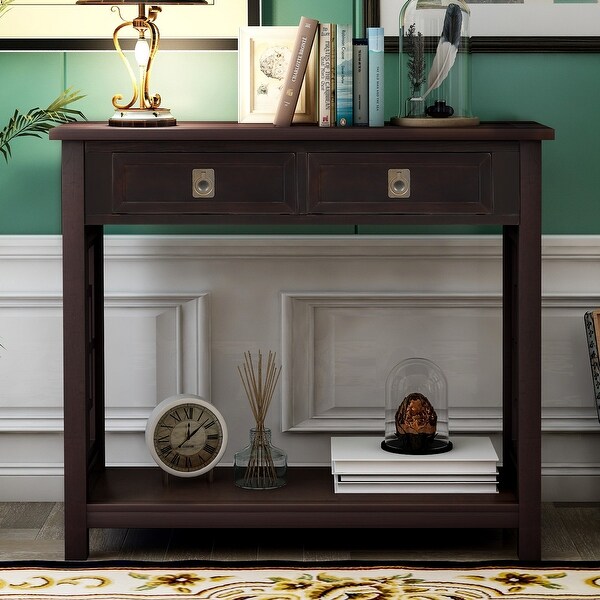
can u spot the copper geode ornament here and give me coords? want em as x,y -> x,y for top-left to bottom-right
382,357 -> 452,455
394,392 -> 437,452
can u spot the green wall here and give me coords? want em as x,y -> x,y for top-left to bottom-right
0,0 -> 597,234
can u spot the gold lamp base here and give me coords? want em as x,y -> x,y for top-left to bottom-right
109,107 -> 176,127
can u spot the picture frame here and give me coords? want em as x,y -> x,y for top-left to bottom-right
584,310 -> 600,424
366,0 -> 600,53
238,25 -> 318,124
0,0 -> 260,50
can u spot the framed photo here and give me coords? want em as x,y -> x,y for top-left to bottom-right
0,0 -> 260,50
238,26 -> 318,124
368,0 -> 600,52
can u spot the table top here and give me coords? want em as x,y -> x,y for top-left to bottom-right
49,121 -> 556,142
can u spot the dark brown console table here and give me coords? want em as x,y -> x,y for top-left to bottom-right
50,121 -> 554,561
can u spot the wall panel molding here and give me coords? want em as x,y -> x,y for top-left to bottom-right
0,234 -> 599,501
0,290 -> 210,424
281,292 -> 503,432
1,406 -> 595,435
3,233 -> 600,259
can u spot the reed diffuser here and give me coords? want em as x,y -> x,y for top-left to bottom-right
234,350 -> 286,489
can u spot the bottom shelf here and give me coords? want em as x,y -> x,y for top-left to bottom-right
87,467 -> 519,530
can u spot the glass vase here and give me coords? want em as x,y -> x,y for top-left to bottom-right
234,427 -> 287,490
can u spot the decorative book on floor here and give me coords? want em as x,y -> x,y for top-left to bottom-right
330,436 -> 499,493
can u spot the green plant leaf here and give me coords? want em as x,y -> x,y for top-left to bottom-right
0,87 -> 86,164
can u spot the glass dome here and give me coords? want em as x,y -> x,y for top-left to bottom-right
382,357 -> 452,454
391,0 -> 479,127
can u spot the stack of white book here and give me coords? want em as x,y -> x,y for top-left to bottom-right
330,436 -> 499,493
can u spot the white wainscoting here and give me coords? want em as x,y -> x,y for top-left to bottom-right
282,292 -> 503,432
0,234 -> 599,501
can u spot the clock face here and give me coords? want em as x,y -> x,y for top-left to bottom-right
146,395 -> 228,478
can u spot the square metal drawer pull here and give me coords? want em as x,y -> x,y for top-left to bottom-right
192,168 -> 215,198
388,169 -> 410,198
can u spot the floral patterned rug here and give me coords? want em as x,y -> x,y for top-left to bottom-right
0,563 -> 598,599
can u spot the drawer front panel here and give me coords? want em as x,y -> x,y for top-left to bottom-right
307,152 -> 506,215
109,152 -> 296,214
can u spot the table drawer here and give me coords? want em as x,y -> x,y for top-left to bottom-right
307,152 -> 514,215
96,152 -> 297,215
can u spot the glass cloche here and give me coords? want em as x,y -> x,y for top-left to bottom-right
382,357 -> 452,454
391,0 -> 479,127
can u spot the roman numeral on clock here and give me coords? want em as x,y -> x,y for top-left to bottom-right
203,443 -> 216,455
159,445 -> 173,458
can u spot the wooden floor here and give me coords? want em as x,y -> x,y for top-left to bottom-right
0,502 -> 598,562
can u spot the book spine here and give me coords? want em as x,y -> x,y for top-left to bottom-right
335,23 -> 353,127
318,23 -> 333,127
332,461 -> 498,475
353,38 -> 368,126
367,26 -> 384,127
334,480 -> 498,494
330,25 -> 336,126
584,310 -> 600,422
273,16 -> 319,127
338,474 -> 498,482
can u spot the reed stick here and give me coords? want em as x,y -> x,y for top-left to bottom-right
237,350 -> 282,487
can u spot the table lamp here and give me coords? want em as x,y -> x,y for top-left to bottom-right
77,0 -> 209,127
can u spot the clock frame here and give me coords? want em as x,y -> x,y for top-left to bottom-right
145,394 -> 228,478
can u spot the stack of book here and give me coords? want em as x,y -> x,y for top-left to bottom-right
317,22 -> 384,128
330,436 -> 499,493
274,16 -> 384,128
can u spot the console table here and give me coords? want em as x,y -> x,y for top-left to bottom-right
50,121 -> 554,561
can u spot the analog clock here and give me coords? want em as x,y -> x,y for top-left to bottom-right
145,394 -> 228,478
